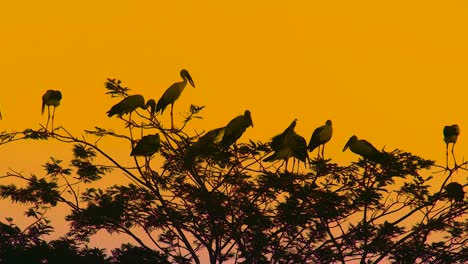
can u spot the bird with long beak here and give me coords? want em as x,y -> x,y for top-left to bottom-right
443,124 -> 460,168
156,69 -> 195,130
343,135 -> 381,162
221,110 -> 253,149
42,90 -> 62,132
107,94 -> 156,122
308,120 -> 333,159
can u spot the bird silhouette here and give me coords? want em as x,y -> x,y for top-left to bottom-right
443,124 -> 460,168
264,119 -> 308,172
42,90 -> 62,132
107,95 -> 156,121
343,135 -> 381,162
308,120 -> 333,159
156,69 -> 195,130
221,110 -> 253,149
444,182 -> 465,202
130,134 -> 161,157
183,127 -> 225,168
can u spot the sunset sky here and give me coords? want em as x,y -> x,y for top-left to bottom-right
1,0 -> 467,254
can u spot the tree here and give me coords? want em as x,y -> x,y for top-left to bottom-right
0,78 -> 466,264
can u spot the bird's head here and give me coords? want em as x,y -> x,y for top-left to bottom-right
326,120 -> 332,126
244,110 -> 253,128
146,99 -> 157,115
343,135 -> 358,152
181,69 -> 195,88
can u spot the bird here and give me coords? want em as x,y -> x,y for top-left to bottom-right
264,119 -> 308,172
443,124 -> 460,168
308,120 -> 333,159
107,95 -> 156,121
130,134 -> 161,157
155,69 -> 195,130
42,90 -> 62,132
221,110 -> 253,149
183,127 -> 225,168
343,135 -> 381,161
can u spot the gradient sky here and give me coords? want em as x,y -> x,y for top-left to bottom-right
1,0 -> 467,255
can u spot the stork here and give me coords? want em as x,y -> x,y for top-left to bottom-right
264,131 -> 308,173
292,133 -> 309,172
443,124 -> 460,168
308,120 -> 333,159
42,90 -> 62,132
343,135 -> 381,162
130,134 -> 161,157
221,110 -> 253,149
184,127 -> 225,168
107,95 -> 156,122
270,119 -> 297,152
156,69 -> 195,130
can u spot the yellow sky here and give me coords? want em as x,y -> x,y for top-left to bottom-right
0,0 -> 467,253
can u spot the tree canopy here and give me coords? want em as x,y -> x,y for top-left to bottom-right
0,78 -> 466,264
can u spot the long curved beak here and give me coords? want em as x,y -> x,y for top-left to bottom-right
343,141 -> 350,152
187,74 -> 195,88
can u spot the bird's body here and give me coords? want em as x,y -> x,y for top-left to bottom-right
42,90 -> 62,132
264,119 -> 308,172
184,127 -> 225,168
131,134 -> 161,157
107,95 -> 156,118
443,124 -> 460,168
343,135 -> 381,161
221,110 -> 253,148
308,120 -> 333,159
156,69 -> 195,129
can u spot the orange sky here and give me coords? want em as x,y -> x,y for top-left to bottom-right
1,0 -> 467,256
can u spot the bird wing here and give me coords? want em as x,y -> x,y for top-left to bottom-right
308,125 -> 325,151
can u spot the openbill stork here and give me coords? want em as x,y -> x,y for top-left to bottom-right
107,95 -> 156,121
42,90 -> 62,132
221,110 -> 253,148
308,120 -> 333,159
443,124 -> 460,168
264,131 -> 308,173
343,135 -> 381,162
130,134 -> 161,157
183,127 -> 225,168
270,119 -> 297,152
156,69 -> 195,130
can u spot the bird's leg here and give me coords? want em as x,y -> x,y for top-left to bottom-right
317,148 -> 320,160
322,144 -> 325,159
285,159 -> 289,173
446,143 -> 449,169
44,106 -> 50,132
451,143 -> 457,167
51,106 -> 56,133
170,104 -> 174,131
292,158 -> 296,173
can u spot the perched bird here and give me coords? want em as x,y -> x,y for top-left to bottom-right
270,119 -> 297,152
42,90 -> 62,132
131,134 -> 161,157
183,127 -> 225,168
221,110 -> 253,148
156,69 -> 195,130
264,119 -> 308,172
343,135 -> 381,161
443,124 -> 460,168
107,95 -> 156,120
308,120 -> 333,159
444,182 -> 465,202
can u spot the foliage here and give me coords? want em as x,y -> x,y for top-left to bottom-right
0,79 -> 466,264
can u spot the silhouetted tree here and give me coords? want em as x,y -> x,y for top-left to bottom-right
0,78 -> 466,264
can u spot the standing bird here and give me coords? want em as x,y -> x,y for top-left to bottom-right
270,119 -> 297,152
343,135 -> 381,162
130,134 -> 161,157
308,120 -> 333,159
264,131 -> 309,173
443,124 -> 460,168
42,90 -> 62,132
156,69 -> 195,130
107,95 -> 156,121
221,110 -> 253,148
